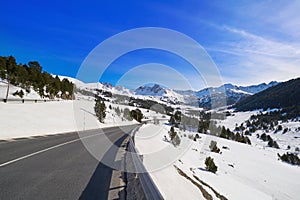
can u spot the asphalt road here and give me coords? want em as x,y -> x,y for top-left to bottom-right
0,125 -> 137,200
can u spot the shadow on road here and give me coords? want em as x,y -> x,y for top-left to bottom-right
79,129 -> 129,200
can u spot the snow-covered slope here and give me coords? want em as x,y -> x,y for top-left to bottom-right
135,120 -> 300,200
56,75 -> 86,87
57,76 -> 134,97
0,80 -> 46,100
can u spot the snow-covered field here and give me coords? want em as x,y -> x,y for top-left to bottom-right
135,122 -> 300,200
217,110 -> 259,130
0,99 -> 142,140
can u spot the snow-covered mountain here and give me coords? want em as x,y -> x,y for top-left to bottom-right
195,82 -> 278,98
59,75 -> 279,108
237,81 -> 279,94
135,84 -> 167,96
194,82 -> 279,107
135,84 -> 187,105
135,82 -> 279,107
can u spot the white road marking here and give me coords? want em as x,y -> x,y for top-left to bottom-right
0,133 -> 103,167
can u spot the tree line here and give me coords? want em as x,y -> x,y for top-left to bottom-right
169,110 -> 251,145
94,96 -> 144,123
0,55 -> 73,99
235,77 -> 300,119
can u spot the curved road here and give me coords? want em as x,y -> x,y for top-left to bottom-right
0,125 -> 137,200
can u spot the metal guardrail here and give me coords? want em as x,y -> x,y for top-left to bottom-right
129,127 -> 164,200
0,98 -> 60,103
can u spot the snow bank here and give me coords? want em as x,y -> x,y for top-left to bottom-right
0,99 -> 137,140
0,101 -> 77,139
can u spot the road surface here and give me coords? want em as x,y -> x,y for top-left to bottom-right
0,125 -> 137,200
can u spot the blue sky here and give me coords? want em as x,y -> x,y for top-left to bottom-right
1,0 -> 300,90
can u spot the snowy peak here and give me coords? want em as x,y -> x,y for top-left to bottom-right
223,83 -> 236,90
238,81 -> 279,94
196,81 -> 279,98
134,84 -> 188,104
134,81 -> 279,107
135,84 -> 167,96
59,75 -> 280,108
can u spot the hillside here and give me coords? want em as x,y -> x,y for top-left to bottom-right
194,82 -> 278,108
235,78 -> 300,115
135,119 -> 300,200
0,56 -> 73,100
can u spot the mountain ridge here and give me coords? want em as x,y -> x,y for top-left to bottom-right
60,75 -> 281,107
134,81 -> 279,107
235,77 -> 300,113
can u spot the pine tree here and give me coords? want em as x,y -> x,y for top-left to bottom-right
278,153 -> 300,165
268,139 -> 274,147
174,111 -> 181,122
205,156 -> 218,173
169,115 -> 176,125
115,107 -> 121,116
260,133 -> 267,141
273,141 -> 280,149
131,109 -> 143,122
0,56 -> 6,79
19,90 -> 24,98
220,126 -> 227,138
235,132 -> 242,142
169,126 -> 180,146
94,98 -> 106,123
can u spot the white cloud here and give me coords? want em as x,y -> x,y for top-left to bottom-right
208,25 -> 300,86
223,26 -> 300,58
